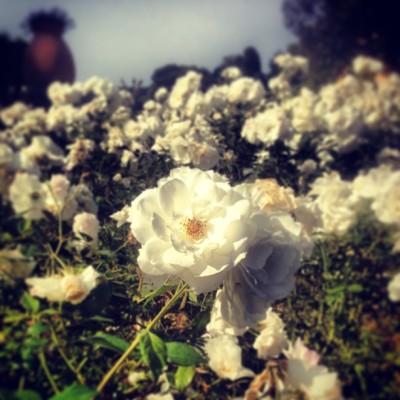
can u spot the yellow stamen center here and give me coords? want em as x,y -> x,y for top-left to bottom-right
181,217 -> 206,241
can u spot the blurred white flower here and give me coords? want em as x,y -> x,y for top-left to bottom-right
25,266 -> 99,304
168,71 -> 202,109
370,170 -> 400,227
22,135 -> 64,163
65,139 -> 95,171
352,55 -> 384,76
310,172 -> 359,236
73,212 -> 100,250
206,289 -> 248,337
110,205 -> 130,228
128,167 -> 261,293
388,272 -> 400,302
9,172 -> 46,220
220,66 -> 242,80
47,81 -> 82,106
204,334 -> 254,381
146,393 -> 174,400
241,106 -> 291,146
227,77 -> 266,105
0,102 -> 30,126
284,338 -> 342,400
0,248 -> 36,282
253,308 -> 287,359
44,174 -> 77,220
274,53 -> 309,78
127,371 -> 147,387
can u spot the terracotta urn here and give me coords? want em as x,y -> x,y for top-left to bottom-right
22,8 -> 75,89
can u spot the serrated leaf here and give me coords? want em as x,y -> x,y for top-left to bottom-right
139,332 -> 166,379
166,342 -> 204,366
86,332 -> 129,353
175,365 -> 195,391
49,383 -> 97,400
20,292 -> 40,313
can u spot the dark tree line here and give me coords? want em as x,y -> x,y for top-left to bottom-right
282,0 -> 400,86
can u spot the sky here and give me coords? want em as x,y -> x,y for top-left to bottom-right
0,0 -> 296,85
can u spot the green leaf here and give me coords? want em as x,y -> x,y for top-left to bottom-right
188,290 -> 198,304
0,389 -> 42,400
20,292 -> 40,313
86,332 -> 129,353
3,312 -> 27,324
140,284 -> 176,307
166,342 -> 204,366
348,283 -> 363,293
28,321 -> 47,338
49,383 -> 97,400
175,365 -> 195,391
139,332 -> 166,379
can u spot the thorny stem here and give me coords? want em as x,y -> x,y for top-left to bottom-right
38,351 -> 59,394
96,281 -> 188,393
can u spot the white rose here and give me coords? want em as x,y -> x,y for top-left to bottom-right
284,338 -> 342,400
219,235 -> 301,328
128,167 -> 260,293
204,334 -> 254,381
253,308 -> 288,359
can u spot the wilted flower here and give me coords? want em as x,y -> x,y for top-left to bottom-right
253,308 -> 288,359
25,266 -> 99,304
204,334 -> 254,380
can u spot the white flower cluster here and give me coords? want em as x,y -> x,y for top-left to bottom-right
241,54 -> 400,156
203,307 -> 343,400
125,167 -> 312,329
101,70 -> 266,170
306,164 -> 400,249
47,77 -> 133,133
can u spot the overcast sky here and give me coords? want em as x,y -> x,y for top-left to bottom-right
0,0 -> 296,84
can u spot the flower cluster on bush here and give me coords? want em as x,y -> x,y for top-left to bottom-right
0,53 -> 399,399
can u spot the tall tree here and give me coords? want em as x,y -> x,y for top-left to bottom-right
282,0 -> 400,85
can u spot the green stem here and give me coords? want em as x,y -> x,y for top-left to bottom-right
38,351 -> 59,394
96,282 -> 188,393
50,327 -> 85,385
